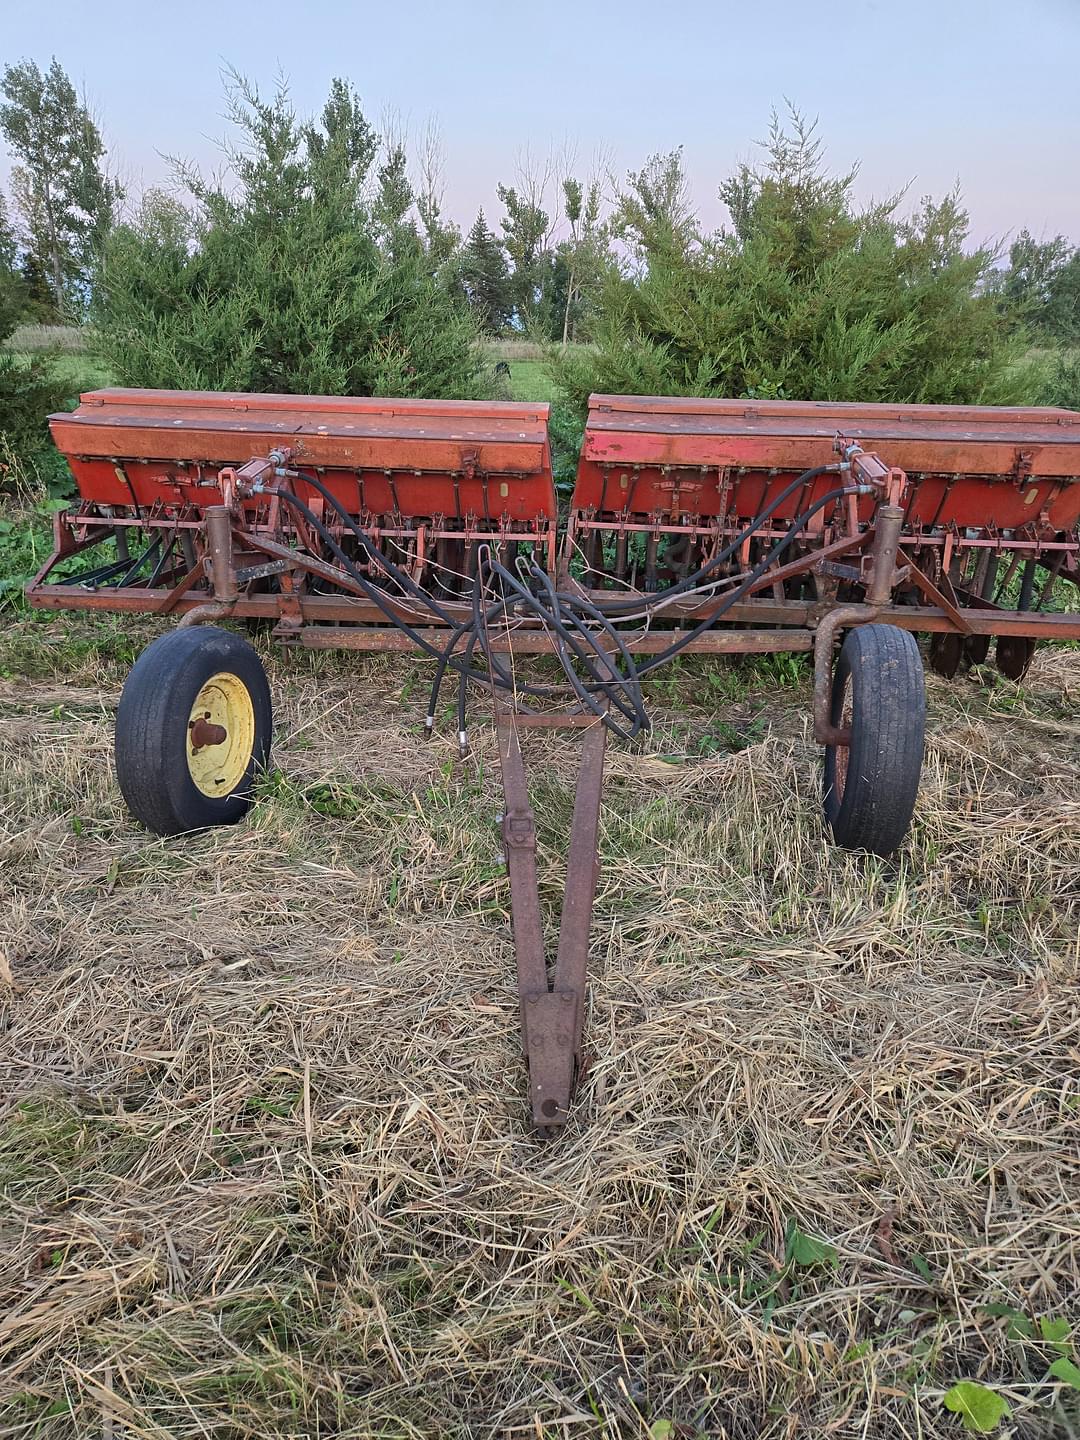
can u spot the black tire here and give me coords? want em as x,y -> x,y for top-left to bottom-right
823,624 -> 925,856
115,626 -> 272,835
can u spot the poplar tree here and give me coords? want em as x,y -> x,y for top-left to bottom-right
0,58 -> 121,317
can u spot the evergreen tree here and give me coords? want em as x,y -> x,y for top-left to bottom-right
0,58 -> 121,318
0,188 -> 25,337
93,74 -> 483,400
460,210 -> 512,334
0,187 -> 66,462
999,229 -> 1080,345
553,111 -> 1024,412
18,249 -> 57,319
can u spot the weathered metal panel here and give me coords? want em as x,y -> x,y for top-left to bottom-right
574,394 -> 1080,531
50,389 -> 556,523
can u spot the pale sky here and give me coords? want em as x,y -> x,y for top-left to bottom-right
2,0 -> 1078,249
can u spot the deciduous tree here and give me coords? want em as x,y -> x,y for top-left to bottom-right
0,58 -> 121,318
556,175 -> 607,342
497,167 -> 554,328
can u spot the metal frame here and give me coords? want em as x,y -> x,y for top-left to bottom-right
27,387 -> 1080,1130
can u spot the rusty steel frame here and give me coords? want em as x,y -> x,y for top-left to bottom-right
29,506 -> 1080,645
27,545 -> 1080,650
477,560 -> 613,1130
26,495 -> 1080,1135
29,563 -> 1080,642
565,507 -> 1080,557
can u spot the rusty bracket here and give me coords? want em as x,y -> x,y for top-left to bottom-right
496,716 -> 607,1131
816,560 -> 862,583
898,548 -> 975,634
812,503 -> 905,745
233,558 -> 293,586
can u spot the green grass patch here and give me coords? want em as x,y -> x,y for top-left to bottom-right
5,346 -> 115,398
507,358 -> 558,403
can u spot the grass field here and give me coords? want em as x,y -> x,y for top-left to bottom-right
1,349 -> 1079,1437
0,606 -> 1078,1437
27,355 -> 558,405
507,359 -> 559,403
4,324 -> 86,353
3,334 -> 569,408
4,346 -> 115,402
39,351 -> 114,395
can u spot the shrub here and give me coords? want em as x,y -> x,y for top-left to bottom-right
0,352 -> 67,465
552,112 -> 1026,414
1032,349 -> 1080,411
94,75 -> 484,400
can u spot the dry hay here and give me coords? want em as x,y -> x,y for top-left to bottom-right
1,629 -> 1078,1439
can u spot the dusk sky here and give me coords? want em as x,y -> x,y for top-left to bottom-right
3,0 -> 1078,249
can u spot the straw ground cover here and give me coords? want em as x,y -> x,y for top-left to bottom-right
0,615 -> 1078,1438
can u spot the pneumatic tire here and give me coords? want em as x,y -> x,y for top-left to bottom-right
115,626 -> 272,836
823,624 -> 925,857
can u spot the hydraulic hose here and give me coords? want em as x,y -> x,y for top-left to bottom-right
270,471 -> 865,744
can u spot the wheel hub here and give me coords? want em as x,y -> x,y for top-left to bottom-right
185,672 -> 256,797
189,717 -> 228,750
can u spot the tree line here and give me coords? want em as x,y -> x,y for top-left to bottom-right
1,59 -> 1078,449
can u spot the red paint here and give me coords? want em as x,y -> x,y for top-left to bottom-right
50,388 -> 556,524
573,394 -> 1080,532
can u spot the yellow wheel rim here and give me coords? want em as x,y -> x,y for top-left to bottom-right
186,672 -> 256,798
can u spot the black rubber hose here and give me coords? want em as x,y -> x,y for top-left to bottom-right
525,562 -> 630,729
459,567 -> 527,741
596,465 -> 837,616
274,476 -> 860,743
278,489 -> 557,718
284,477 -> 595,720
290,468 -> 458,625
289,461 -> 829,695
634,486 -> 857,675
477,552 -> 614,725
457,627 -> 480,746
549,580 -> 646,721
481,550 -> 646,737
425,581 -> 527,729
426,619 -> 470,733
297,460 -> 834,624
277,490 -> 458,659
529,565 -> 646,736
